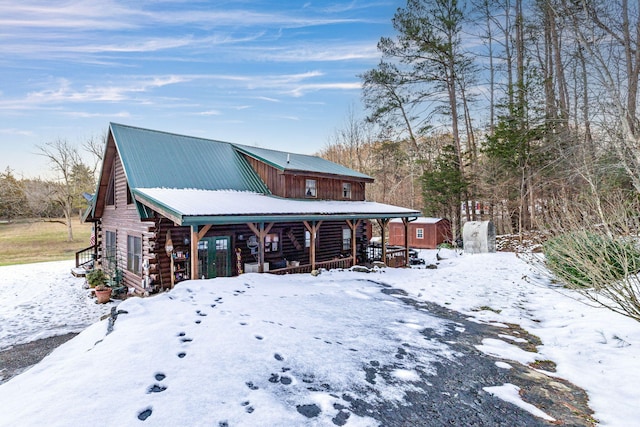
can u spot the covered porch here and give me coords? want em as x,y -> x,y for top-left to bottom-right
132,188 -> 422,282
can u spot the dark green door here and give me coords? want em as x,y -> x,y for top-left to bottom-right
198,237 -> 231,278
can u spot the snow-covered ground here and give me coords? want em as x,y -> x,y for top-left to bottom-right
0,250 -> 638,426
0,260 -> 111,350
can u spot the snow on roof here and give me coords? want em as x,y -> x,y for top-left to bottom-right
390,217 -> 445,224
135,188 -> 421,223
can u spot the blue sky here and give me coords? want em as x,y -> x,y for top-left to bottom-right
0,1 -> 401,178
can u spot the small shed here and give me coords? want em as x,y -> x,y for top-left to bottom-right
388,217 -> 452,249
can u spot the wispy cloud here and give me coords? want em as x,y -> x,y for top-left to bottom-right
255,96 -> 281,103
288,82 -> 362,97
0,128 -> 35,136
63,111 -> 131,119
241,42 -> 379,63
0,1 -> 365,32
197,110 -> 222,116
21,75 -> 188,104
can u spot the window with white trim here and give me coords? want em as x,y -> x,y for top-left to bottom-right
105,230 -> 116,271
265,232 -> 280,253
416,228 -> 424,239
305,179 -> 317,198
342,228 -> 351,251
127,235 -> 142,274
342,182 -> 352,199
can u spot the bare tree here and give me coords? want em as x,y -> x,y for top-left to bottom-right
83,129 -> 108,181
36,139 -> 84,241
560,0 -> 640,191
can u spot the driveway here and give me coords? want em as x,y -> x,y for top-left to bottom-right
342,285 -> 593,426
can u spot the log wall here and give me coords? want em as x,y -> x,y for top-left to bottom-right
100,152 -> 155,294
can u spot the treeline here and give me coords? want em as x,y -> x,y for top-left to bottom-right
0,136 -> 104,241
319,0 -> 640,238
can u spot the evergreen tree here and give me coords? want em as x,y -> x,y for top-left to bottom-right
0,168 -> 29,221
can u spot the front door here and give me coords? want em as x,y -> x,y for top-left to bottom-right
197,236 -> 231,278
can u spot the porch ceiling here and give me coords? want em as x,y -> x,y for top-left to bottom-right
132,187 -> 421,226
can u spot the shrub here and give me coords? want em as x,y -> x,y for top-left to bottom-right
543,231 -> 640,289
86,269 -> 108,288
539,230 -> 640,322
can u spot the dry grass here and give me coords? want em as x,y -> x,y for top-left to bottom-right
0,218 -> 93,266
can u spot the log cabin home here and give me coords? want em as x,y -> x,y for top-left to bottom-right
80,123 -> 421,295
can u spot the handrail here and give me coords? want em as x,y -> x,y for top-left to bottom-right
75,245 -> 98,268
268,257 -> 354,275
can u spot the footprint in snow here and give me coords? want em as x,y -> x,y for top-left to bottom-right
147,384 -> 166,393
297,404 -> 321,418
137,408 -> 152,421
268,373 -> 292,385
177,331 -> 193,343
147,372 -> 167,393
241,400 -> 255,413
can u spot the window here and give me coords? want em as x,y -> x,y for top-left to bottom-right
106,167 -> 115,206
305,179 -> 317,198
126,182 -> 133,205
416,228 -> 424,239
342,228 -> 352,251
264,232 -> 280,253
105,230 -> 116,271
305,230 -> 318,249
342,182 -> 352,199
127,235 -> 142,274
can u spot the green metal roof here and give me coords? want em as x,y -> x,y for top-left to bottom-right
233,144 -> 374,181
110,123 -> 269,193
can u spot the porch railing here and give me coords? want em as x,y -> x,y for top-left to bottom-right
366,245 -> 407,267
385,247 -> 407,268
268,257 -> 354,275
75,245 -> 98,268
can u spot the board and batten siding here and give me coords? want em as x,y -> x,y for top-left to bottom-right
243,155 -> 366,200
100,152 -> 155,294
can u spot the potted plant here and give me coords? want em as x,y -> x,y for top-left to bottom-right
86,269 -> 107,288
94,283 -> 112,304
86,269 -> 112,303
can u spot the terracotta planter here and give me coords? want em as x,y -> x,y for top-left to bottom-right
95,287 -> 112,304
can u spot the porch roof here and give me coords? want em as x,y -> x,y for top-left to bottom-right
133,187 -> 421,225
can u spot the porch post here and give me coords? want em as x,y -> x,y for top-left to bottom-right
190,225 -> 198,280
303,220 -> 323,270
190,224 -> 213,280
376,218 -> 389,265
258,223 -> 265,273
247,222 -> 274,273
402,217 -> 410,267
346,219 -> 361,267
